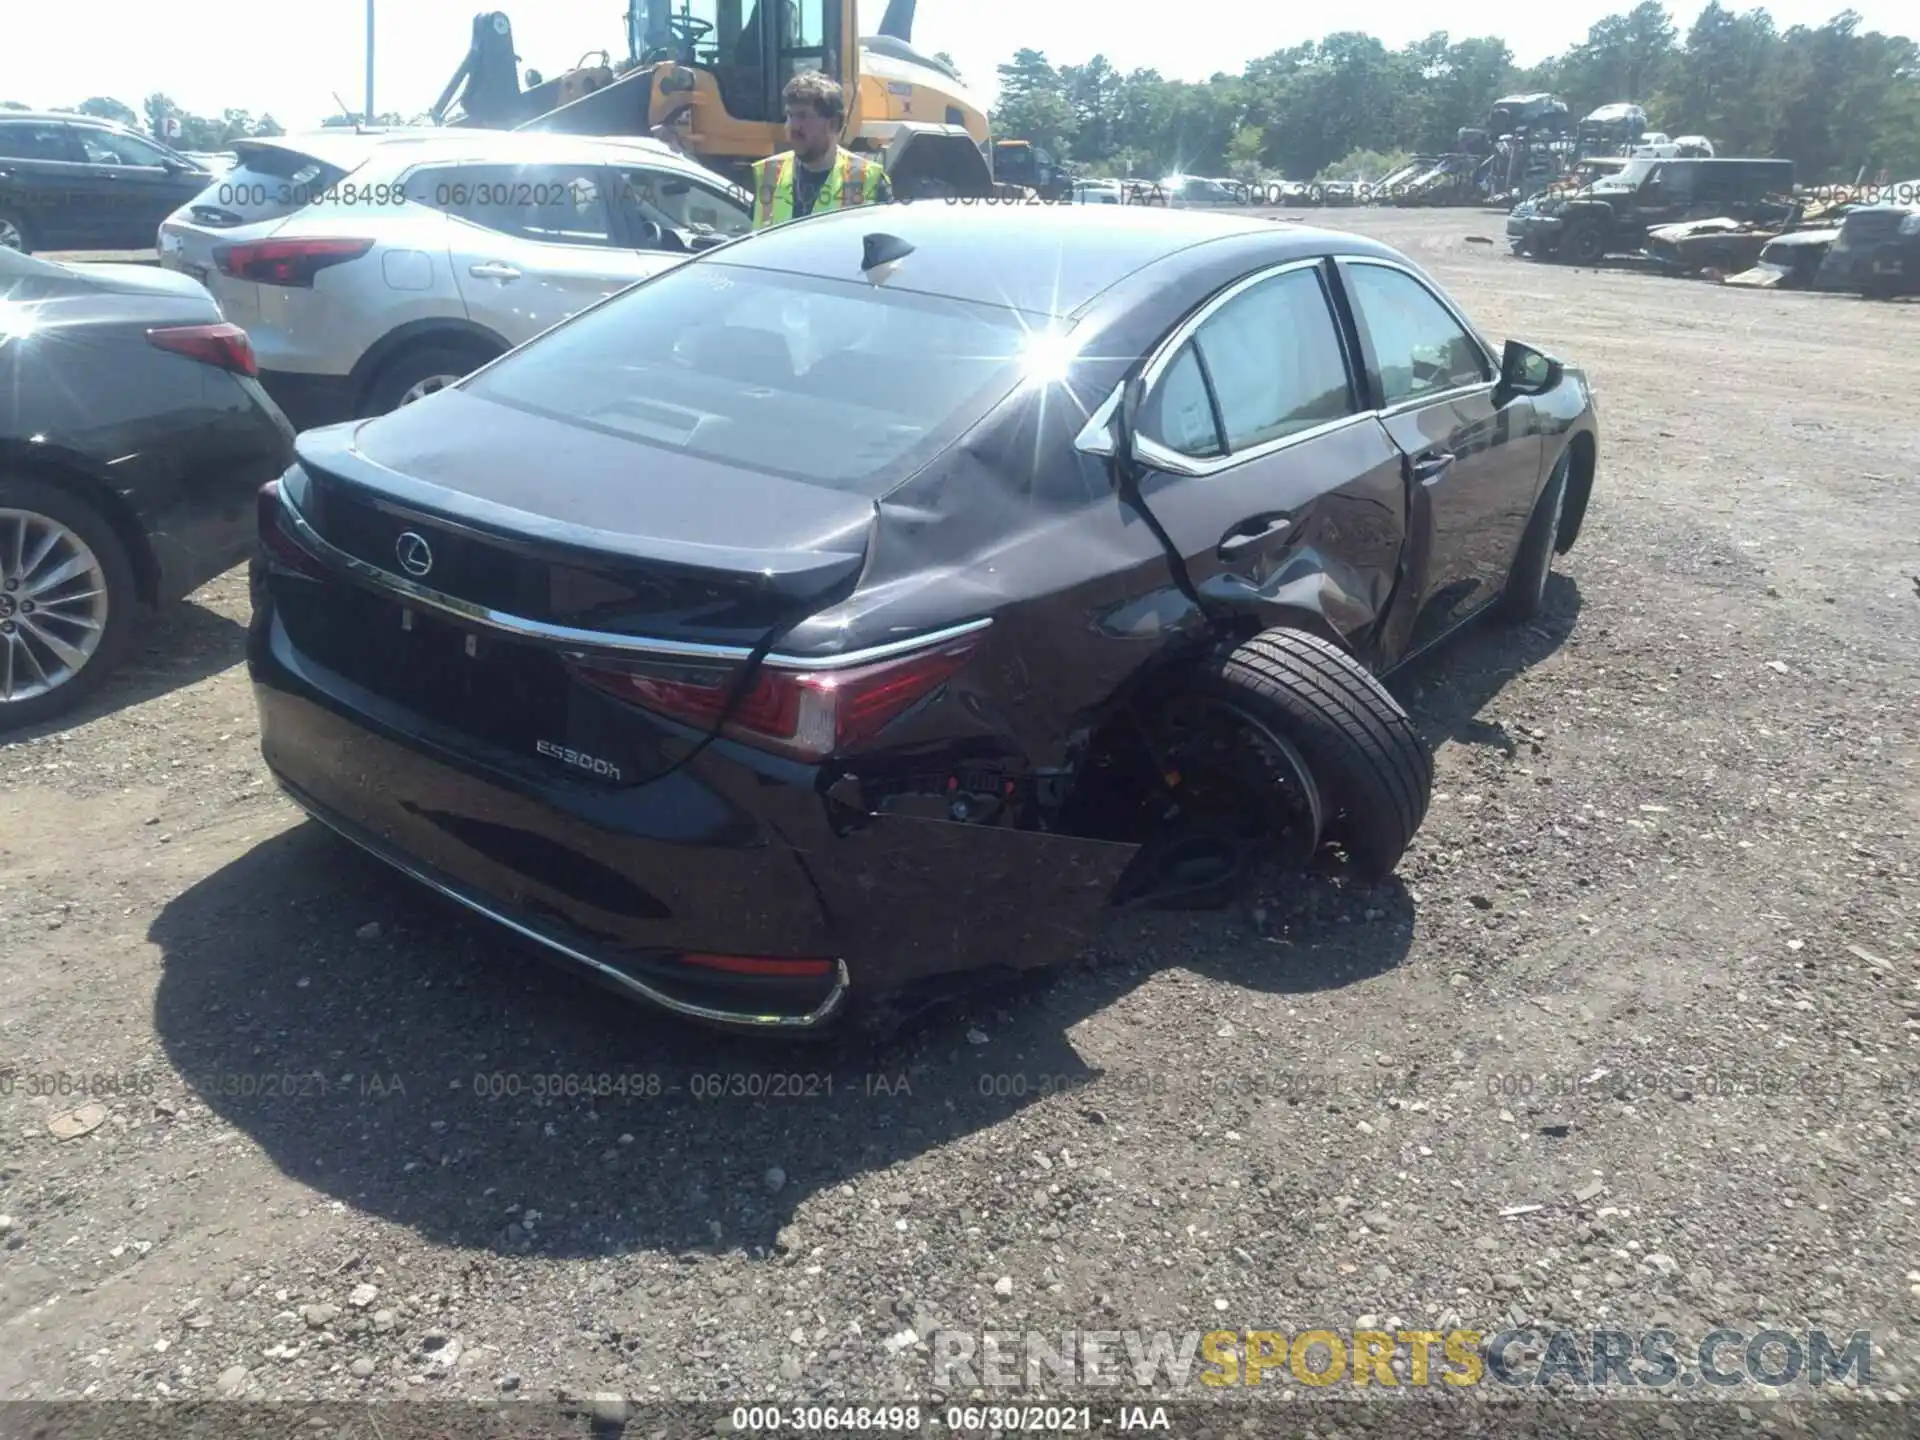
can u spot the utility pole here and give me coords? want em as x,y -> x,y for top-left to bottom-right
364,0 -> 376,124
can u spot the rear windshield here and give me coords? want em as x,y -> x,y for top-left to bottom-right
181,146 -> 354,228
464,261 -> 1050,494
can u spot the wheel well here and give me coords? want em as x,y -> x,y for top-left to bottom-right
1049,613 -> 1352,842
0,205 -> 37,247
350,323 -> 509,410
0,454 -> 159,605
1556,430 -> 1596,553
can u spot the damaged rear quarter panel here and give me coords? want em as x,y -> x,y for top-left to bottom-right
781,233 -> 1417,772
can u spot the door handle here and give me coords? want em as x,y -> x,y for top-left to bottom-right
1412,450 -> 1456,484
469,261 -> 522,281
1216,513 -> 1291,560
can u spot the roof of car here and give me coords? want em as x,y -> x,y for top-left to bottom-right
239,127 -> 706,176
2,110 -> 132,128
709,204 -> 1401,318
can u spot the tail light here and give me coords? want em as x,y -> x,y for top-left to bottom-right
213,237 -> 373,286
146,322 -> 257,375
256,478 -> 326,579
574,633 -> 982,762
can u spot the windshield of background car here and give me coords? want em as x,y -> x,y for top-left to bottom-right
464,262 -> 1049,494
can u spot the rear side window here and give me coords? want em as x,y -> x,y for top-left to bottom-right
409,163 -> 615,246
1138,346 -> 1224,458
0,122 -> 75,162
183,147 -> 351,226
1192,267 -> 1356,449
1137,265 -> 1357,459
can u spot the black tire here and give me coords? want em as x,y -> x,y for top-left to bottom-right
1498,448 -> 1571,624
1554,446 -> 1591,554
360,340 -> 499,417
1201,628 -> 1433,879
0,477 -> 140,731
1556,219 -> 1607,265
0,208 -> 34,254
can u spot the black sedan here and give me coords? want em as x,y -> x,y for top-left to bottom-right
248,204 -> 1599,1035
2,248 -> 294,729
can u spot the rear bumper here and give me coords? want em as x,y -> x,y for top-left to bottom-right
149,374 -> 297,601
258,369 -> 358,432
249,603 -> 1136,1030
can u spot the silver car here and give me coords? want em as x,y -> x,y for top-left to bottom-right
157,129 -> 753,427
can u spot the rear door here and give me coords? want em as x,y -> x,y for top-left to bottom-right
69,125 -> 205,250
1121,258 -> 1409,653
0,120 -> 94,250
418,162 -> 664,346
1334,256 -> 1543,657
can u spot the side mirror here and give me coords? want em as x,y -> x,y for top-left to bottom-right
1496,338 -> 1560,403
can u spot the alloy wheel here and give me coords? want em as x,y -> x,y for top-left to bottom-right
399,374 -> 462,406
1157,694 -> 1326,869
0,508 -> 112,704
0,218 -> 25,252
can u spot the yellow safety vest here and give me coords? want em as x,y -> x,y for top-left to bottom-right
751,148 -> 885,229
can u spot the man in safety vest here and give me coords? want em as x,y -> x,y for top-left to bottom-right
751,71 -> 891,230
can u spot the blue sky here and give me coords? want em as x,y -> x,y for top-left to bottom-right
2,0 -> 1907,130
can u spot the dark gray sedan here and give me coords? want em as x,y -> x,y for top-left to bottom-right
250,203 -> 1599,1035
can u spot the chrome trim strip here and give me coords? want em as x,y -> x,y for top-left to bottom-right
277,490 -> 991,669
1134,411 -> 1379,479
277,778 -> 850,1029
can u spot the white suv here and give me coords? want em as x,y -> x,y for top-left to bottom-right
157,129 -> 753,428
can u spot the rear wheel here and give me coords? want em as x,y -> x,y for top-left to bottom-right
360,341 -> 499,417
0,209 -> 33,254
0,479 -> 139,731
1152,628 -> 1432,883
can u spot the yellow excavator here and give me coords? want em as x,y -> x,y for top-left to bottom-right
431,0 -> 998,198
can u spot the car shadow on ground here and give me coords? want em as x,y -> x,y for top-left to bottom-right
146,837 -> 1410,1264
145,586 -> 1565,1262
5,598 -> 246,742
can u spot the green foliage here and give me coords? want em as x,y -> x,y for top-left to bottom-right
1317,148 -> 1413,182
987,9 -> 1920,184
76,97 -> 140,126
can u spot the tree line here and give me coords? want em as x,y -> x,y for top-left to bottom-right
987,4 -> 1920,185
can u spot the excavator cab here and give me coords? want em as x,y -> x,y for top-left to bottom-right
628,0 -> 843,122
442,2 -> 991,197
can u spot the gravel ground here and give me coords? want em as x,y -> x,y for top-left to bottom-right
2,207 -> 1916,1426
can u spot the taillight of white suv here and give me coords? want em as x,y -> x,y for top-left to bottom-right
213,238 -> 373,287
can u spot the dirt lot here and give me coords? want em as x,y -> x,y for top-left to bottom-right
2,206 -> 1916,1420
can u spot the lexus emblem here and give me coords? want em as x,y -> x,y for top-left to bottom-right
395,531 -> 434,577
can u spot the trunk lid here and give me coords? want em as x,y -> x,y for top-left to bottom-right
271,390 -> 877,787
